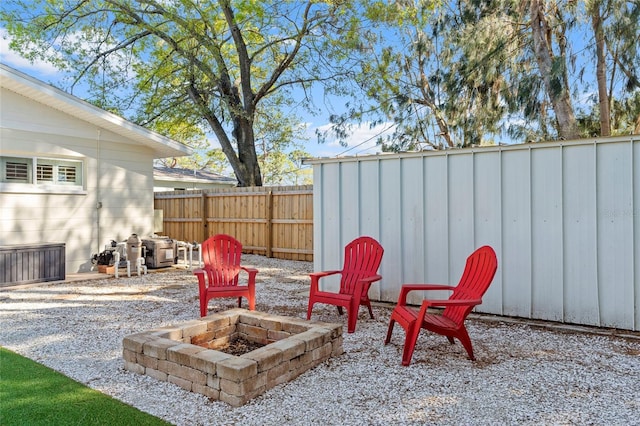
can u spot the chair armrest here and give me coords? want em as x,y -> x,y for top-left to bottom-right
310,270 -> 342,279
241,266 -> 258,289
241,266 -> 258,276
309,270 -> 342,293
421,298 -> 482,309
359,274 -> 382,284
193,268 -> 208,296
397,284 -> 456,305
353,274 -> 383,300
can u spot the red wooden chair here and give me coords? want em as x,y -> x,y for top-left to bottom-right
385,245 -> 497,365
307,236 -> 384,333
193,234 -> 258,317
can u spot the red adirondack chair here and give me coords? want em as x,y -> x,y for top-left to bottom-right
385,245 -> 497,365
307,236 -> 384,333
193,234 -> 258,317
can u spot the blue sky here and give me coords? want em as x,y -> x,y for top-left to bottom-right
0,28 -> 384,159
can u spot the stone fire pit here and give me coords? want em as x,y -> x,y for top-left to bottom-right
123,309 -> 343,406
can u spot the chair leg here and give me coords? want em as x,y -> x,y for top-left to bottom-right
346,308 -> 357,333
346,297 -> 360,333
200,295 -> 210,317
306,300 -> 314,320
384,319 -> 395,344
402,323 -> 422,366
237,297 -> 242,308
456,327 -> 476,361
365,301 -> 374,319
337,306 -> 344,316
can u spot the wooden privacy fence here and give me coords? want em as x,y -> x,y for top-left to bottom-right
154,185 -> 313,261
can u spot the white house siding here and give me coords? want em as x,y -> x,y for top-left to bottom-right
1,88 -> 157,273
309,136 -> 640,331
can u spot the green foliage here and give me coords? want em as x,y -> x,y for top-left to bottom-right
1,0 -> 637,167
0,347 -> 170,426
329,0 -> 639,149
0,0 -> 363,186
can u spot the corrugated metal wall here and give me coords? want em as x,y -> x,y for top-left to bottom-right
309,136 -> 640,331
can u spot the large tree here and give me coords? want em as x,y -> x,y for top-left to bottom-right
1,0 -> 360,186
333,0 -> 638,150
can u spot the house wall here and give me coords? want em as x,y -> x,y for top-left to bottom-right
1,88 -> 156,273
310,136 -> 640,331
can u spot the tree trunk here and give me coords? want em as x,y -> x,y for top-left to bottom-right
530,0 -> 579,140
591,4 -> 611,136
234,116 -> 263,187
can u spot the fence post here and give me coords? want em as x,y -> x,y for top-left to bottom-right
201,192 -> 208,242
266,190 -> 273,258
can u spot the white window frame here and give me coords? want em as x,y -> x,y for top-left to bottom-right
0,156 -> 86,194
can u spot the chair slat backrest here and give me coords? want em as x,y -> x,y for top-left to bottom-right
445,245 -> 498,325
339,236 -> 384,295
201,234 -> 243,287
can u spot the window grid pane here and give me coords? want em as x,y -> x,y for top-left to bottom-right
6,162 -> 29,181
58,165 -> 77,183
37,164 -> 54,182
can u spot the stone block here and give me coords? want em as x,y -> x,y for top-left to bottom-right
122,333 -> 157,353
267,330 -> 291,341
293,329 -> 326,351
137,353 -> 159,370
190,349 -> 232,374
214,325 -> 236,338
281,319 -> 313,334
207,374 -> 220,390
122,349 -> 137,363
259,317 -> 282,331
237,323 -> 268,340
266,360 -> 290,383
143,338 -> 177,360
241,347 -> 283,372
180,320 -> 209,339
202,314 -> 231,331
123,360 -> 145,374
168,375 -> 192,391
149,326 -> 183,340
217,357 -> 258,382
220,372 -> 266,396
146,368 -> 168,382
268,338 -> 306,361
193,383 -> 219,399
167,343 -> 207,366
167,362 -> 206,385
191,331 -> 215,346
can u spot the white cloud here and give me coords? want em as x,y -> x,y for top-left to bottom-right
311,121 -> 395,157
0,28 -> 59,75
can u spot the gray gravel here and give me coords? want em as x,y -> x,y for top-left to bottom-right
1,254 -> 639,425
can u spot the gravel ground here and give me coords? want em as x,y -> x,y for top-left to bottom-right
1,254 -> 639,425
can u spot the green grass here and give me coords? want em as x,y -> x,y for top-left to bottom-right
0,347 -> 172,426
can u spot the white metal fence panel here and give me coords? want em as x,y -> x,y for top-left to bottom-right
310,136 -> 640,331
530,147 -> 564,322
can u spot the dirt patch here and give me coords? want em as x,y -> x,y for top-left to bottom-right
215,337 -> 265,356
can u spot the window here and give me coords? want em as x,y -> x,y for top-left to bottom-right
5,161 -> 30,182
1,156 -> 84,190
